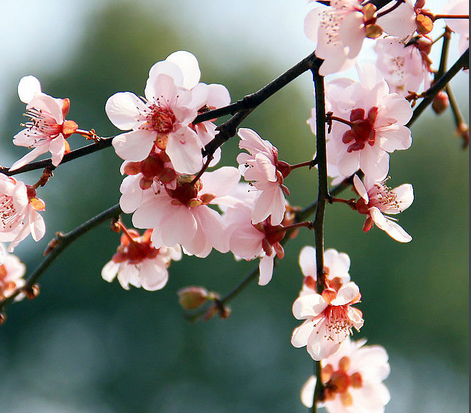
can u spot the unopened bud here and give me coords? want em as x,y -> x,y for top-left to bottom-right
416,14 -> 434,35
432,91 -> 449,114
178,286 -> 209,310
24,284 -> 40,300
0,313 -> 6,325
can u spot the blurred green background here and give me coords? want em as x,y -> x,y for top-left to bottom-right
0,1 -> 468,412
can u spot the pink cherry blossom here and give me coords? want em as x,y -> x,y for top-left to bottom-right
304,0 -> 417,76
375,37 -> 432,97
291,281 -> 364,360
353,174 -> 413,243
10,76 -> 78,171
237,128 -> 289,225
0,246 -> 27,301
107,51 -> 229,175
300,337 -> 391,413
130,166 -> 240,258
299,246 -> 351,292
319,65 -> 413,182
223,199 -> 288,286
0,174 -> 46,252
443,0 -> 469,55
102,228 -> 181,291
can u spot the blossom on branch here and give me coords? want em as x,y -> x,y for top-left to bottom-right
10,76 -> 78,171
304,0 -> 417,76
299,246 -> 351,292
353,174 -> 414,243
375,37 -> 432,96
0,246 -> 27,302
0,174 -> 46,252
443,0 -> 470,54
106,51 -> 229,174
316,65 -> 413,182
291,281 -> 363,360
300,338 -> 391,413
223,197 -> 290,286
102,228 -> 181,291
130,167 -> 240,258
237,128 -> 289,225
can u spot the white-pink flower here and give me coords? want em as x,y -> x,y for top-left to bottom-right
291,281 -> 364,360
0,174 -> 46,252
102,228 -> 181,291
299,246 -> 351,292
304,0 -> 417,76
319,65 -> 413,182
10,76 -> 78,171
353,174 -> 413,243
300,337 -> 391,413
130,166 -> 240,258
443,0 -> 469,55
0,245 -> 27,301
107,51 -> 229,175
375,37 -> 432,96
237,128 -> 289,225
223,198 -> 288,286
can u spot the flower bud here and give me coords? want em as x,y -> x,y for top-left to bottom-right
0,313 -> 6,325
177,286 -> 209,310
432,91 -> 449,114
24,284 -> 40,300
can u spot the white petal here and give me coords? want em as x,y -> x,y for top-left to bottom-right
18,75 -> 42,103
258,254 -> 274,286
299,245 -> 317,279
353,174 -> 369,202
166,128 -> 203,174
370,207 -> 412,242
166,51 -> 201,90
112,130 -> 156,161
101,261 -> 120,282
293,294 -> 327,319
105,92 -> 146,130
291,319 -> 316,348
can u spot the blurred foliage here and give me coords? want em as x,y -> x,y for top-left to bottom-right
0,2 -> 468,413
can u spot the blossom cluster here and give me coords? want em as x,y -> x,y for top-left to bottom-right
0,0 -> 467,411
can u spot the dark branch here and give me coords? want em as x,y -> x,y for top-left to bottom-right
407,48 -> 469,127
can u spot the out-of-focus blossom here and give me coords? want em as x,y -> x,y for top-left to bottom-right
130,167 -> 240,258
0,174 -> 46,252
304,0 -> 417,76
0,245 -> 27,301
375,37 -> 432,96
353,175 -> 413,242
237,128 -> 289,225
107,51 -> 229,174
316,65 -> 412,182
102,228 -> 181,291
443,0 -> 469,54
299,246 -> 351,292
10,76 -> 78,170
291,281 -> 363,360
300,338 -> 391,413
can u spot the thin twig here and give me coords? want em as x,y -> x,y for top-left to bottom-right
0,204 -> 122,312
407,48 -> 469,127
310,65 -> 328,413
0,137 -> 114,177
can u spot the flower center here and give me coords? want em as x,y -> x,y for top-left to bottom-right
324,304 -> 353,337
342,107 -> 379,152
23,108 -> 63,141
142,104 -> 176,135
165,178 -> 215,208
124,150 -> 177,190
322,358 -> 363,406
0,195 -> 22,231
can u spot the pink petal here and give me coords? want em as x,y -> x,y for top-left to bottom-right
370,207 -> 412,242
112,130 -> 156,161
166,128 -> 203,174
258,254 -> 274,286
105,92 -> 146,130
